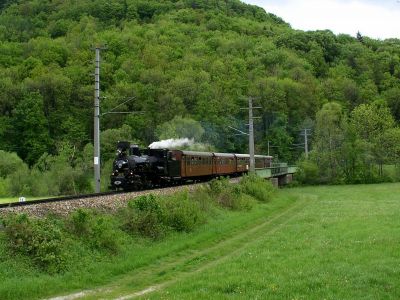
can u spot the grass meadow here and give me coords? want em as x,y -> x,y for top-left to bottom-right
1,182 -> 400,299
141,183 -> 400,299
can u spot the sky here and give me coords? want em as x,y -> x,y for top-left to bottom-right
242,0 -> 400,39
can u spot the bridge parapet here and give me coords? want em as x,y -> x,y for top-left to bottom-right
255,163 -> 296,186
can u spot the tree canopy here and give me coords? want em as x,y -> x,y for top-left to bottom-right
0,0 -> 399,188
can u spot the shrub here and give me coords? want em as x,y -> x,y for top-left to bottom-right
0,177 -> 9,197
190,185 -> 214,213
207,178 -> 254,210
2,214 -> 66,273
216,185 -> 254,211
240,175 -> 275,202
67,209 -> 119,253
208,177 -> 231,196
123,194 -> 166,239
296,159 -> 320,185
122,192 -> 205,238
7,167 -> 31,196
161,191 -> 204,232
89,216 -> 120,253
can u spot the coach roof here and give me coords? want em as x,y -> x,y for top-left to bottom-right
213,153 -> 235,158
180,150 -> 214,157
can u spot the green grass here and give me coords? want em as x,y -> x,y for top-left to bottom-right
0,196 -> 54,204
2,183 -> 400,299
0,181 -> 286,300
142,183 -> 400,299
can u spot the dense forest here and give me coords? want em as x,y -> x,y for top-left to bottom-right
1,0 -> 400,195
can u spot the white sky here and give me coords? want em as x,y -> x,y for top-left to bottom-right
242,0 -> 400,39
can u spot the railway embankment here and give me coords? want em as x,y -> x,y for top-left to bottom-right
0,178 -> 242,217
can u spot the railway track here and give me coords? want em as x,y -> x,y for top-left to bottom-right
0,179 -> 228,216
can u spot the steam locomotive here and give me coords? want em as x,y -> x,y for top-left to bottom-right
110,141 -> 272,191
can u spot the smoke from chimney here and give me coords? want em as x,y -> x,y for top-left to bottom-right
148,138 -> 194,149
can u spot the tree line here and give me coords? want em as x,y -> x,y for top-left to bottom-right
0,0 -> 399,194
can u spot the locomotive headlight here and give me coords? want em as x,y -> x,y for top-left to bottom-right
116,159 -> 128,169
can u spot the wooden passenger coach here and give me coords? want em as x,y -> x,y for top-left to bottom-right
170,150 -> 213,178
167,150 -> 274,180
213,153 -> 236,175
235,154 -> 250,172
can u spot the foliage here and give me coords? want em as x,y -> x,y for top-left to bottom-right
0,176 -> 285,300
2,214 -> 66,273
0,151 -> 26,178
312,102 -> 346,183
240,174 -> 275,202
67,209 -> 120,253
208,177 -> 254,210
123,194 -> 167,239
295,158 -> 320,185
0,0 -> 399,186
161,191 -> 204,232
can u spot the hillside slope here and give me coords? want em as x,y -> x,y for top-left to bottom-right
0,0 -> 399,165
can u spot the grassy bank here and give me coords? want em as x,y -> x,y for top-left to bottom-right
0,176 -> 280,300
144,183 -> 400,299
2,182 -> 400,299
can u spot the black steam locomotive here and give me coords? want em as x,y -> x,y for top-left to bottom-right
110,141 -> 173,190
110,141 -> 272,191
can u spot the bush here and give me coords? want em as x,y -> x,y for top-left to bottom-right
208,177 -> 231,196
0,177 -> 10,197
190,186 -> 214,213
2,214 -> 66,273
7,167 -> 31,196
67,209 -> 119,253
296,159 -> 320,185
122,192 -> 205,238
161,191 -> 204,232
207,178 -> 254,210
240,175 -> 275,202
123,194 -> 166,239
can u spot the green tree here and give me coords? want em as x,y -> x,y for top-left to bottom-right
313,102 -> 346,183
350,101 -> 396,177
263,113 -> 293,162
10,92 -> 51,165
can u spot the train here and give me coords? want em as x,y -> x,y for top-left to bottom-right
110,141 -> 273,191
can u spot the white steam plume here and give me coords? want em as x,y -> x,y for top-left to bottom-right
148,138 -> 194,149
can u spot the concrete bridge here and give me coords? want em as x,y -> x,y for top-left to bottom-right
255,163 -> 297,187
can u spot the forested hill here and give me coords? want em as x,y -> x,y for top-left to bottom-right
1,0 -> 400,167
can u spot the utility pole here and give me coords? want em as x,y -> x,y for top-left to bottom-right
300,128 -> 311,159
94,46 -> 102,193
93,46 -> 141,193
248,97 -> 255,173
240,97 -> 261,173
93,45 -> 108,193
229,97 -> 261,173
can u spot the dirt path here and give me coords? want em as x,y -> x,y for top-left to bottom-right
47,196 -> 311,300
